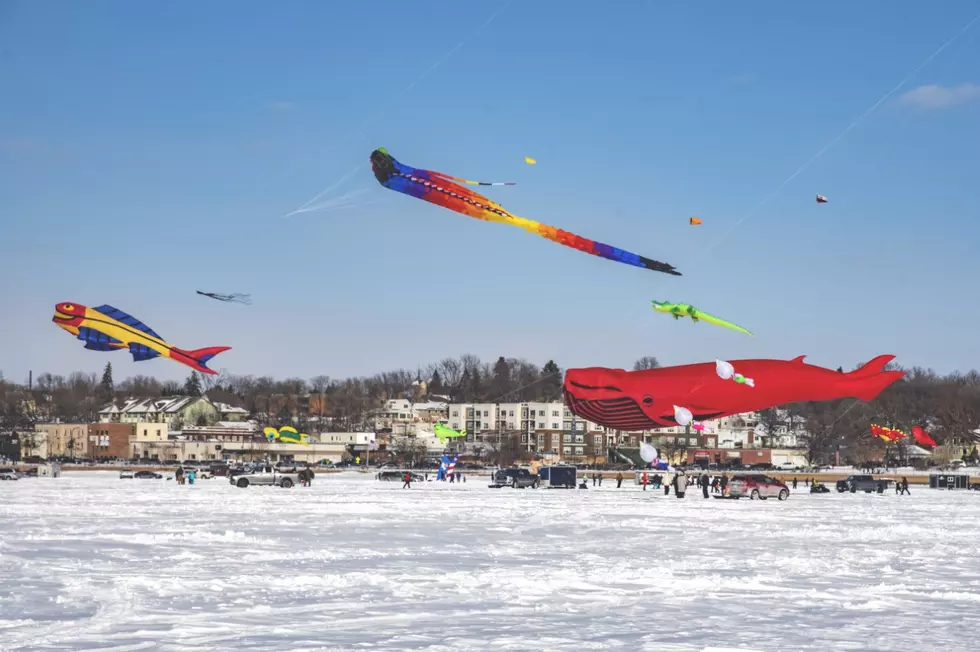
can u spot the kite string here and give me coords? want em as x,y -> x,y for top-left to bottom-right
421,10 -> 980,439
282,0 -> 515,218
705,8 -> 980,255
485,8 -> 980,419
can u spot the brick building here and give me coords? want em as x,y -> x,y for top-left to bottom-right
88,423 -> 135,460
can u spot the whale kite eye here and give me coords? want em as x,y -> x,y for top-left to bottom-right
63,304 -> 74,311
642,394 -> 654,405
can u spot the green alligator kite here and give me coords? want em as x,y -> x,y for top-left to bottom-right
651,300 -> 753,336
433,422 -> 467,444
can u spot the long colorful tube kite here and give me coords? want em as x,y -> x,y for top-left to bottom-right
370,148 -> 681,276
651,300 -> 752,335
564,354 -> 904,431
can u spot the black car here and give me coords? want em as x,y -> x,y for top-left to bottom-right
836,475 -> 890,493
134,470 -> 163,479
489,468 -> 539,489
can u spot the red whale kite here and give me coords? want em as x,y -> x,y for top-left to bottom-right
564,354 -> 904,431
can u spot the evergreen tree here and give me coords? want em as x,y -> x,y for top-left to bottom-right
184,371 -> 202,397
540,360 -> 562,401
429,369 -> 443,395
492,356 -> 511,399
99,362 -> 114,399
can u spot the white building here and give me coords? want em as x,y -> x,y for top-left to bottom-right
446,401 -> 606,454
99,396 -> 219,430
371,399 -> 449,434
211,402 -> 249,421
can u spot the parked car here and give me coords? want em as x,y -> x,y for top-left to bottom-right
230,465 -> 300,488
376,470 -> 424,482
0,467 -> 19,481
727,473 -> 790,500
836,475 -> 890,493
489,468 -> 539,489
134,470 -> 163,479
181,466 -> 212,479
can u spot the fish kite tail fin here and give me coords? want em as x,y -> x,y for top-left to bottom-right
173,345 -> 231,375
847,354 -> 897,378
853,369 -> 906,402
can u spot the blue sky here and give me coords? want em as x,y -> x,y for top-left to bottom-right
2,0 -> 979,385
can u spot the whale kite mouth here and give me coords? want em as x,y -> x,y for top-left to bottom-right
564,385 -> 723,431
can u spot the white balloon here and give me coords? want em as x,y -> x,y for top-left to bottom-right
673,404 -> 693,427
716,359 -> 735,380
639,442 -> 658,463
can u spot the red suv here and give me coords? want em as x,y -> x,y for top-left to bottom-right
727,473 -> 790,501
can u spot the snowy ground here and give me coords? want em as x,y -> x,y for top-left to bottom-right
2,472 -> 980,652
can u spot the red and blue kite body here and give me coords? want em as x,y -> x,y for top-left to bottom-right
370,148 -> 681,276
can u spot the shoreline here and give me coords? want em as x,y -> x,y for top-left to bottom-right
6,464 -> 976,485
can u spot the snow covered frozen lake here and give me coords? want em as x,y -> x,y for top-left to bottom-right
2,471 -> 980,651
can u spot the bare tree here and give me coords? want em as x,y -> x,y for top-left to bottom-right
756,408 -> 784,447
437,358 -> 463,393
632,356 -> 661,371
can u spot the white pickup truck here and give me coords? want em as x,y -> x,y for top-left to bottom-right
230,465 -> 300,489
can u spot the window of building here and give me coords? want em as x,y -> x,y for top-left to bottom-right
563,447 -> 571,455
538,410 -> 545,416
483,422 -> 489,429
593,435 -> 602,446
509,410 -> 514,417
537,422 -> 544,428
552,410 -> 559,417
574,446 -> 584,455
551,422 -> 559,429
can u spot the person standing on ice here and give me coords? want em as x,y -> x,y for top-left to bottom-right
673,470 -> 687,498
402,472 -> 412,489
701,472 -> 710,499
616,472 -> 623,488
900,477 -> 911,495
793,477 -> 798,489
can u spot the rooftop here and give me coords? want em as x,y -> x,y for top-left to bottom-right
99,396 -> 209,416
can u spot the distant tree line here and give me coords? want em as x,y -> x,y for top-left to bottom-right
2,357 -> 978,465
